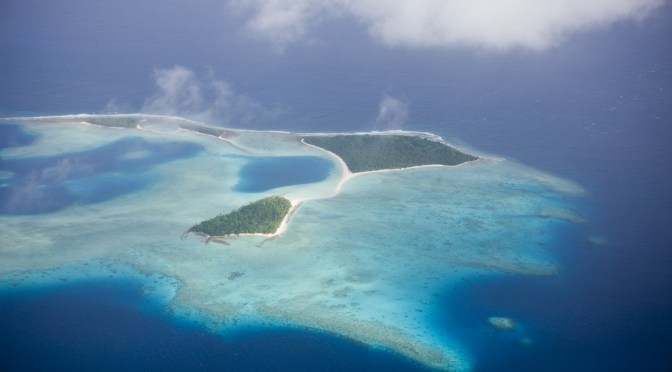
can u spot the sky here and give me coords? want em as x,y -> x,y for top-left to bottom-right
131,0 -> 668,129
0,0 -> 669,145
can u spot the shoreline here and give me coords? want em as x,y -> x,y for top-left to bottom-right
3,113 -> 479,153
7,113 -> 484,242
220,199 -> 303,240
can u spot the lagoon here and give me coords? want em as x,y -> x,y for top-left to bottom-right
235,156 -> 334,193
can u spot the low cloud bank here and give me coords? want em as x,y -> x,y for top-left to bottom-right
233,0 -> 663,51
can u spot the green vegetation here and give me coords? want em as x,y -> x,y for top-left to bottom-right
303,134 -> 478,173
180,123 -> 229,137
188,196 -> 292,236
87,116 -> 140,128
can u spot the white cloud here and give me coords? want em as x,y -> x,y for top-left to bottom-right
143,66 -> 205,114
376,96 -> 408,129
233,0 -> 663,51
142,66 -> 280,126
232,0 -> 337,52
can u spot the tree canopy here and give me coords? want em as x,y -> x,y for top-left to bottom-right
188,196 -> 292,236
303,134 -> 477,173
87,117 -> 140,128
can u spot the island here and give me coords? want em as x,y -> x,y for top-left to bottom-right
85,115 -> 235,138
302,134 -> 478,173
188,196 -> 292,237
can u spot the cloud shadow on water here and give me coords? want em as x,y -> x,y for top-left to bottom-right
0,136 -> 202,215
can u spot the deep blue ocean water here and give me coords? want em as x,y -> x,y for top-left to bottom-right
0,280 -> 431,372
436,225 -> 672,372
1,0 -> 671,370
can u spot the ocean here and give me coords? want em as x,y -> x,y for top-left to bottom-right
1,0 -> 671,371
1,280 -> 431,372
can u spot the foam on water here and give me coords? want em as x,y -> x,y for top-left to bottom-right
0,116 -> 587,371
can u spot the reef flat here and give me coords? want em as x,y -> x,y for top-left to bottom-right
0,114 -> 587,371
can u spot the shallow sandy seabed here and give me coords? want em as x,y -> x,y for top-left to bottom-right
0,115 -> 588,371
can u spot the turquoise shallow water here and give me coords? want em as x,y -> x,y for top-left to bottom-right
0,117 -> 590,370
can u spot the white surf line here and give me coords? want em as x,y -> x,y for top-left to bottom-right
5,113 -> 502,163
